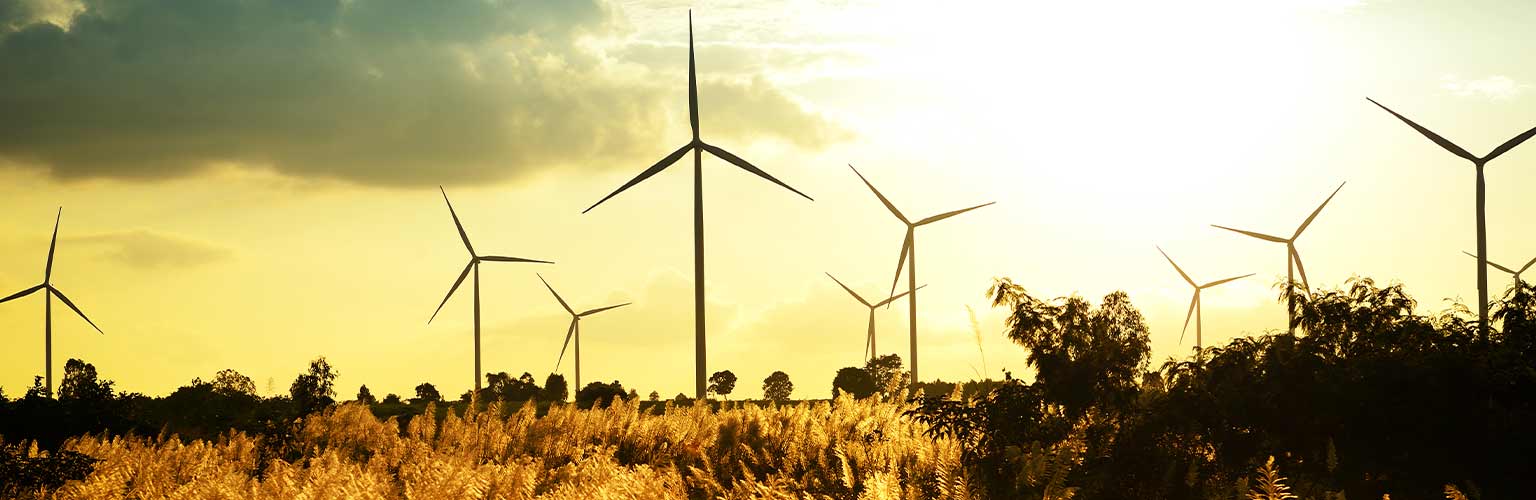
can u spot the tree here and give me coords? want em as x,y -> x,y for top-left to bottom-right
832,367 -> 876,399
763,371 -> 794,402
414,382 -> 441,404
356,385 -> 376,405
289,356 -> 338,413
211,369 -> 256,396
382,393 -> 401,405
576,380 -> 631,409
707,370 -> 737,400
0,386 -> 6,404
24,376 -> 49,400
485,372 -> 541,402
648,391 -> 660,402
59,359 -> 114,402
865,354 -> 907,398
543,373 -> 568,402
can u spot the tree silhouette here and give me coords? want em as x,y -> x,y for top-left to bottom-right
211,369 -> 256,397
576,380 -> 630,409
381,393 -> 401,405
543,373 -> 568,402
707,370 -> 736,400
864,354 -> 906,398
59,359 -> 114,403
24,376 -> 49,400
413,382 -> 441,404
289,356 -> 337,414
648,390 -> 660,402
356,385 -> 376,405
832,367 -> 876,399
762,371 -> 793,402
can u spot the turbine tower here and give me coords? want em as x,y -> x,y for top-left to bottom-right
582,12 -> 813,399
0,208 -> 104,396
537,273 -> 630,391
849,165 -> 992,386
826,273 -> 922,362
1211,182 -> 1345,335
1462,251 -> 1536,291
427,187 -> 552,392
1368,98 -> 1536,343
1157,246 -> 1252,352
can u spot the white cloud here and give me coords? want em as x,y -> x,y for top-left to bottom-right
1441,74 -> 1530,101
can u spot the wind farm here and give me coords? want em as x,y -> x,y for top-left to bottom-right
4,2 -> 1536,498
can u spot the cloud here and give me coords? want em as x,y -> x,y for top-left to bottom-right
0,0 -> 847,186
67,229 -> 232,269
1441,75 -> 1530,101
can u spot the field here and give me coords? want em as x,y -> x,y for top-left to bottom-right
22,397 -> 973,499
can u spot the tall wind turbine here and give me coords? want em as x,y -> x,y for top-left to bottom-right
581,12 -> 813,399
1368,98 -> 1536,343
849,165 -> 993,385
537,274 -> 630,391
1462,251 -> 1536,290
0,208 -> 104,396
1157,246 -> 1252,351
826,273 -> 922,362
1211,182 -> 1345,335
427,187 -> 552,392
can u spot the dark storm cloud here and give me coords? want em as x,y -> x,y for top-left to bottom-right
0,0 -> 846,186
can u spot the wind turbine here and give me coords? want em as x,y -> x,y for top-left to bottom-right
537,273 -> 630,391
427,187 -> 552,392
1211,182 -> 1345,335
849,165 -> 993,385
581,11 -> 813,399
1157,246 -> 1252,352
826,273 -> 923,362
0,208 -> 104,396
1462,251 -> 1536,290
1367,98 -> 1536,343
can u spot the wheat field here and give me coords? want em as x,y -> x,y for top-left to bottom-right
28,396 -> 972,499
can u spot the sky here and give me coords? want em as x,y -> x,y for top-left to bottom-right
2,0 -> 1535,401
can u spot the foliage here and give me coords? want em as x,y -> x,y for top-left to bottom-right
0,442 -> 99,499
575,380 -> 631,409
648,391 -> 660,402
210,369 -> 256,397
543,373 -> 569,402
355,385 -> 376,405
706,370 -> 737,400
762,371 -> 794,402
1247,456 -> 1298,500
865,354 -> 908,399
414,382 -> 442,403
59,359 -> 114,403
381,393 -> 401,405
831,367 -> 876,399
288,356 -> 337,414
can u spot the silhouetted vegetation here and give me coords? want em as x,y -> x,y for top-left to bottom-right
575,380 -> 633,409
908,277 -> 1536,499
706,370 -> 736,400
831,367 -> 876,399
762,371 -> 794,402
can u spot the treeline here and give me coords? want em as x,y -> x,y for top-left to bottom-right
909,277 -> 1536,499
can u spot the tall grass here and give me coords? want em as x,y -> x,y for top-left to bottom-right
36,395 -> 974,499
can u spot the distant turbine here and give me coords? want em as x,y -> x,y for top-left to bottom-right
1157,246 -> 1252,352
850,165 -> 993,386
427,187 -> 552,392
826,273 -> 923,362
0,208 -> 104,396
1368,98 -> 1536,343
1462,251 -> 1536,291
582,11 -> 813,399
537,274 -> 630,391
1212,182 -> 1345,335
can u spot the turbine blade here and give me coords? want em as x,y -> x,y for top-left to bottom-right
0,284 -> 45,304
1366,98 -> 1478,163
480,256 -> 554,264
700,142 -> 813,201
45,207 -> 60,283
1210,225 -> 1288,243
583,144 -> 692,213
688,10 -> 699,140
1294,182 -> 1346,238
440,187 -> 475,256
826,272 -> 871,307
1290,247 -> 1312,292
50,286 -> 102,334
538,273 -> 574,315
1201,273 -> 1255,289
1157,246 -> 1196,287
1519,256 -> 1536,276
875,284 -> 926,307
1464,251 -> 1517,275
1484,124 -> 1536,163
1181,293 -> 1197,344
579,302 -> 631,317
428,261 -> 474,324
916,202 -> 995,226
848,164 -> 909,224
889,230 -> 913,302
555,320 -> 576,371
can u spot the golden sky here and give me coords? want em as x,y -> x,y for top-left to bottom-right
2,0 -> 1535,400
